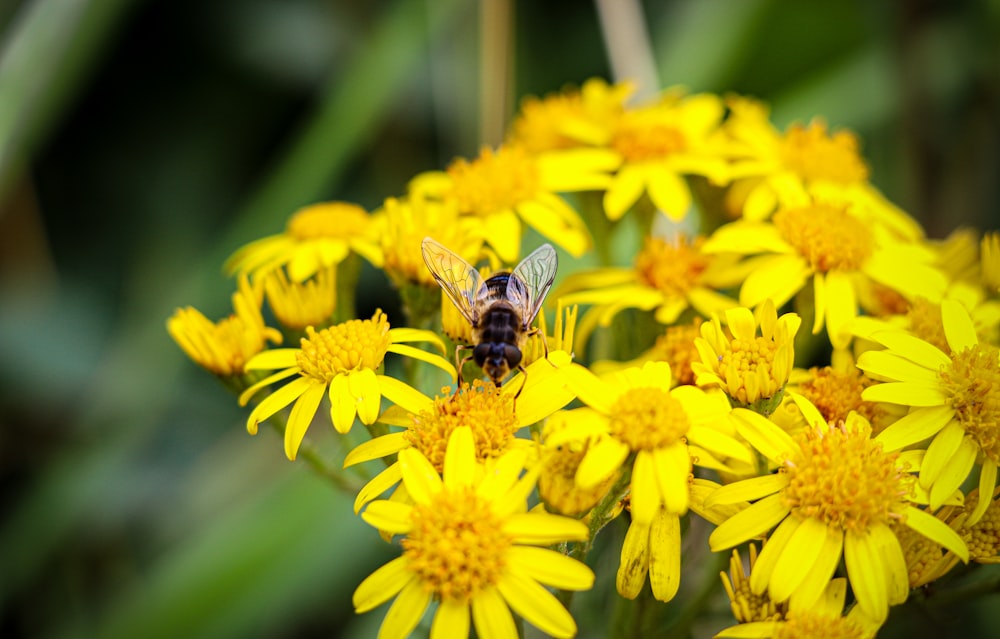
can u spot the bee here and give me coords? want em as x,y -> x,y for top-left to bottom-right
421,236 -> 558,388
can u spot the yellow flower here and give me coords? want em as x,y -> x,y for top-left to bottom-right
692,300 -> 800,414
596,90 -> 733,221
410,144 -> 618,261
167,274 -> 282,378
261,265 -> 336,331
345,351 -> 575,513
722,97 -> 922,241
708,411 -> 968,622
589,318 -> 704,385
702,195 -> 947,348
536,411 -> 621,517
224,201 -> 382,281
858,300 -> 1000,525
352,427 -> 594,639
557,234 -> 739,339
507,77 -> 634,153
983,231 -> 1000,293
715,577 -> 882,639
554,361 -> 754,527
237,310 -> 455,460
719,545 -> 787,625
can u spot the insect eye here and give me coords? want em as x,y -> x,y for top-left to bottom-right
503,345 -> 522,368
473,343 -> 491,365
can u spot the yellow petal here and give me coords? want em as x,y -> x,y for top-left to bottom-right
647,167 -> 691,221
471,587 -> 517,639
344,432 -> 410,467
352,556 -> 412,613
967,458 -> 998,526
868,330 -> 950,370
749,515 -> 800,596
398,447 -> 443,506
244,348 -> 299,371
941,299 -> 978,353
246,376 -> 312,434
861,382 -> 949,406
497,571 -> 577,639
630,450 -> 659,525
768,516 -> 829,602
328,374 -> 357,434
284,380 -> 325,460
709,493 -> 790,551
872,522 -> 909,604
387,343 -> 457,380
823,269 -> 857,350
844,528 -> 889,622
648,510 -> 681,602
238,366 -> 301,407
603,164 -> 646,221
349,368 -> 382,425
443,426 -> 476,490
360,500 -> 413,535
705,473 -> 788,507
353,462 -> 403,513
377,374 -> 433,414
787,524 -> 843,610
919,420 -> 967,487
904,505 -> 969,562
739,254 -> 811,308
431,599 -> 470,639
379,579 -> 432,639
856,350 -> 942,385
928,437 -> 977,509
507,546 -> 595,591
616,519 -> 650,599
654,445 -> 690,515
575,436 -> 629,489
504,513 -> 589,544
875,405 -> 954,452
732,408 -> 798,463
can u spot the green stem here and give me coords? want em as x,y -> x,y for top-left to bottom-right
265,412 -> 364,495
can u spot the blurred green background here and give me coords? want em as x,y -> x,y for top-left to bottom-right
2,1 -> 999,637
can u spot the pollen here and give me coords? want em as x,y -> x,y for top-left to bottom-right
939,343 -> 1000,463
779,120 -> 870,185
611,109 -> 686,161
609,387 -> 691,451
782,423 -> 911,532
635,235 -> 710,297
716,335 -> 782,407
447,146 -> 540,216
775,614 -> 867,639
649,319 -> 703,386
402,486 -> 512,603
962,490 -> 1000,562
286,202 -> 371,240
404,380 -> 518,472
773,204 -> 873,272
905,298 -> 949,353
721,545 -> 786,623
798,366 -> 889,433
295,310 -> 391,382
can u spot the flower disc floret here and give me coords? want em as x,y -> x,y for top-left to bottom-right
940,343 -> 1000,463
296,311 -> 391,381
612,110 -> 686,161
635,236 -> 709,296
773,204 -> 873,272
782,423 -> 911,531
780,121 -> 869,185
609,387 -> 690,451
775,614 -> 867,639
447,146 -> 540,216
402,486 -> 512,603
405,380 -> 518,471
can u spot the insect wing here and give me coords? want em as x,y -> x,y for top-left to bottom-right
509,243 -> 558,328
421,237 -> 484,324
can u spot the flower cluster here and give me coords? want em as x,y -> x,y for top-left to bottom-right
169,78 -> 1000,638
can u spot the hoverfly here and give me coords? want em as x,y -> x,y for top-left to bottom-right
421,237 -> 558,388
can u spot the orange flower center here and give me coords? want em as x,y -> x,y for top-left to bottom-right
405,380 -> 518,472
775,614 -> 866,639
609,387 -> 690,451
940,344 -> 1000,463
780,121 -> 869,185
773,204 -> 873,272
286,202 -> 371,240
649,319 -> 703,386
612,111 -> 687,161
798,366 -> 888,432
403,486 -> 511,603
782,423 -> 911,531
295,310 -> 390,381
635,236 -> 710,296
447,146 -> 540,216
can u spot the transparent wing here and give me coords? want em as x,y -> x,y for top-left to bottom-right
421,237 -> 484,324
509,243 -> 558,328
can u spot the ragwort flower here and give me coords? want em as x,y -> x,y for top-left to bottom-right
238,310 -> 454,460
225,201 -> 382,281
262,265 -> 337,331
352,427 -> 594,639
708,411 -> 968,622
858,299 -> 1000,525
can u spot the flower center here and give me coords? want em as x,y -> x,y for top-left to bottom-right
635,236 -> 710,296
905,298 -> 949,353
717,335 -> 782,407
962,490 -> 1000,561
509,92 -> 584,153
798,366 -> 887,431
295,310 -> 390,381
405,380 -> 518,472
773,204 -> 873,272
782,423 -> 911,531
539,437 -> 616,516
609,387 -> 690,451
939,344 -> 1000,463
649,319 -> 703,386
611,110 -> 686,161
779,121 -> 869,185
285,202 -> 371,240
775,614 -> 866,639
447,146 -> 540,216
402,486 -> 511,603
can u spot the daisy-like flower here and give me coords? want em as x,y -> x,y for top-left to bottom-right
238,310 -> 455,460
715,577 -> 882,639
722,97 -> 921,241
506,77 -> 634,153
857,300 -> 1000,525
536,410 -> 622,517
167,274 -> 282,379
692,300 -> 800,414
409,144 -> 618,262
707,410 -> 969,622
352,427 -> 594,639
345,351 -> 575,513
556,234 -> 739,343
225,201 -> 383,281
702,194 -> 947,348
719,545 -> 787,626
594,90 -> 733,221
262,265 -> 337,331
554,360 -> 754,525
